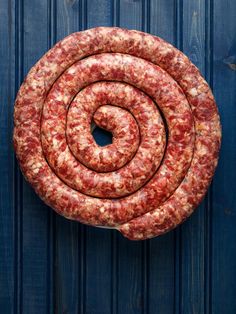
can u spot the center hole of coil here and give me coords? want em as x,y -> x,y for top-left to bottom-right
91,121 -> 113,147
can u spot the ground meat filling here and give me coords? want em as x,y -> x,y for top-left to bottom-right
13,27 -> 221,240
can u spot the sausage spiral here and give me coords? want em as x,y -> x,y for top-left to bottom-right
13,27 -> 221,240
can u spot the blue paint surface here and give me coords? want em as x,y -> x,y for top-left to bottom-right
93,127 -> 113,146
0,0 -> 235,313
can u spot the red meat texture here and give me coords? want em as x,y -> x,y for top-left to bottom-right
13,27 -> 221,240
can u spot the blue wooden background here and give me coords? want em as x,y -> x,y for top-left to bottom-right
0,0 -> 235,313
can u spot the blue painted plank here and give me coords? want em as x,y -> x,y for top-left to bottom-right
84,2 -> 115,313
85,228 -> 113,314
150,0 -> 175,44
113,2 -> 145,314
148,1 -> 176,313
1,1 -> 236,314
54,217 -> 81,314
54,1 -> 114,313
148,233 -> 175,314
173,2 -> 183,312
87,0 -> 113,27
0,1 -> 16,313
53,1 -> 82,313
116,234 -> 144,314
212,0 -> 236,313
180,1 -> 208,313
56,0 -> 81,40
119,0 -> 143,30
20,0 -> 54,313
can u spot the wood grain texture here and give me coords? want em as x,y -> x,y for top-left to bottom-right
0,1 -> 15,313
20,1 -> 54,313
54,1 -> 82,314
86,2 -> 114,314
0,0 -> 235,313
113,3 -> 146,313
148,2 -> 176,313
212,0 -> 236,313
119,0 -> 143,29
180,1 -> 208,313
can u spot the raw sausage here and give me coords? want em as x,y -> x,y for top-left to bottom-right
13,27 -> 221,240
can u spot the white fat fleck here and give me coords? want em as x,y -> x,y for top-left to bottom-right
32,81 -> 44,89
31,162 -> 42,174
73,125 -> 82,131
27,159 -> 35,167
135,233 -> 145,239
198,144 -> 208,156
33,168 -> 40,174
153,211 -> 161,218
77,137 -> 90,150
56,94 -> 63,101
48,63 -> 58,73
63,151 -> 71,162
133,33 -> 142,41
67,67 -> 77,75
89,147 -> 99,158
57,151 -> 69,164
35,162 -> 41,168
99,207 -> 105,213
63,95 -> 70,103
52,138 -> 58,147
101,149 -> 109,159
189,88 -> 198,97
119,224 -> 129,231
